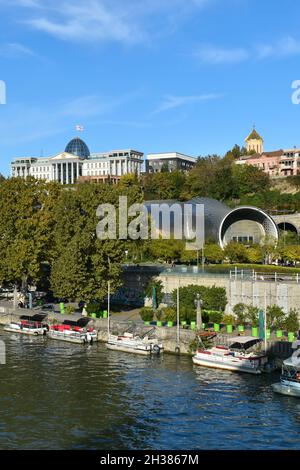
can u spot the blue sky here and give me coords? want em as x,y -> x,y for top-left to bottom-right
1,0 -> 300,175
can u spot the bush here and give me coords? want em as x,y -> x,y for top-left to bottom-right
140,307 -> 154,322
65,305 -> 74,315
246,306 -> 259,327
267,305 -> 286,329
86,301 -> 101,316
233,303 -> 247,324
284,309 -> 300,333
207,310 -> 223,324
223,314 -> 235,325
171,284 -> 227,314
161,307 -> 177,323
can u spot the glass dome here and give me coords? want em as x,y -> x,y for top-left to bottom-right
65,137 -> 90,158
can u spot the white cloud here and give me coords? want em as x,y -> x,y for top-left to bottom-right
256,36 -> 300,59
11,0 -> 212,44
0,42 -> 34,58
194,44 -> 249,64
153,93 -> 223,114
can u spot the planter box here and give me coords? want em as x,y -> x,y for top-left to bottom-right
266,329 -> 271,339
288,332 -> 295,342
214,323 -> 220,332
190,321 -> 196,330
167,321 -> 174,327
238,325 -> 244,333
276,330 -> 283,339
181,321 -> 187,327
156,321 -> 163,327
252,327 -> 258,337
226,324 -> 233,334
144,321 -> 151,326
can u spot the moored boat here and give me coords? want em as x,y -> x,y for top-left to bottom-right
192,336 -> 268,374
4,314 -> 48,336
47,318 -> 97,344
106,331 -> 163,355
272,340 -> 300,397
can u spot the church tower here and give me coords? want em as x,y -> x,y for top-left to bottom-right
245,126 -> 264,154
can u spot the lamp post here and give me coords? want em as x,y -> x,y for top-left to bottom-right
194,293 -> 203,330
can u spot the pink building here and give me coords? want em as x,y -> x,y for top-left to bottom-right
237,149 -> 300,178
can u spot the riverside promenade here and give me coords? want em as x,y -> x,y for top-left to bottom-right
0,301 -> 295,360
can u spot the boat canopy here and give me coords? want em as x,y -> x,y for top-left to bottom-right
20,313 -> 47,322
229,336 -> 262,350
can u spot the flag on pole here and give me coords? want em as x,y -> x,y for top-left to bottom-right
75,124 -> 84,132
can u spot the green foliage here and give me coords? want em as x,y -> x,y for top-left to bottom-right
223,314 -> 235,325
160,307 -> 177,322
144,279 -> 164,305
204,244 -> 224,263
246,305 -> 259,327
139,307 -> 154,322
224,242 -> 249,263
233,303 -> 247,324
65,305 -> 75,315
86,301 -> 101,315
171,285 -> 227,320
207,310 -> 224,323
148,238 -> 184,263
266,305 -> 286,330
284,309 -> 300,333
143,171 -> 186,201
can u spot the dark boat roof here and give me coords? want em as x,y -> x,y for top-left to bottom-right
229,337 -> 262,350
63,317 -> 91,327
20,313 -> 48,322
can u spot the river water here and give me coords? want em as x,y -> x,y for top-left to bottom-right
0,332 -> 299,450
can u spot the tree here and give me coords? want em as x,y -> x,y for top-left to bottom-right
266,305 -> 286,329
246,305 -> 259,327
0,177 -> 61,290
233,303 -> 247,324
50,182 -> 132,302
149,238 -> 183,263
284,309 -> 300,333
171,284 -> 227,316
204,244 -> 224,263
224,242 -> 248,263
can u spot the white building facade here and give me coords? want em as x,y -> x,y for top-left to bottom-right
11,138 -> 144,184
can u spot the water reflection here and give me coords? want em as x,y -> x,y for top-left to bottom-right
0,333 -> 299,449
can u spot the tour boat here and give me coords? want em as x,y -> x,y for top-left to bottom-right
192,336 -> 268,374
47,319 -> 98,344
106,331 -> 163,355
3,314 -> 48,336
272,341 -> 300,397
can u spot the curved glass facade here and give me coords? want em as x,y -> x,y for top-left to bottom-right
65,138 -> 90,158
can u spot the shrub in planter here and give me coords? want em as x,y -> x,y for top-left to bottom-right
65,305 -> 74,315
233,303 -> 247,325
140,307 -> 154,323
223,314 -> 235,326
86,302 -> 101,317
161,307 -> 177,323
246,306 -> 259,327
284,309 -> 300,333
208,310 -> 223,324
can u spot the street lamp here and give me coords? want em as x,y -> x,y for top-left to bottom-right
194,293 -> 203,330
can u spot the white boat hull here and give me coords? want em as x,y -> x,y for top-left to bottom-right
272,382 -> 300,397
192,355 -> 262,374
3,326 -> 46,336
106,343 -> 151,355
47,330 -> 98,344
